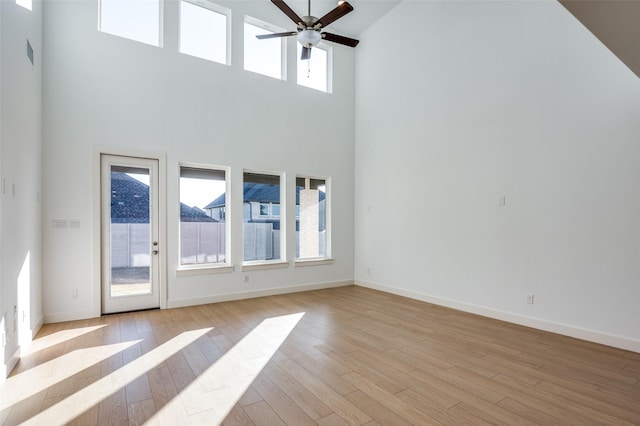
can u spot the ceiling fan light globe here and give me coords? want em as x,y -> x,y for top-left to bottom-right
297,29 -> 321,47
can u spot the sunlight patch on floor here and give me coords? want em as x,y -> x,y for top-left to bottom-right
20,328 -> 212,425
149,312 -> 305,422
0,340 -> 139,412
23,325 -> 107,355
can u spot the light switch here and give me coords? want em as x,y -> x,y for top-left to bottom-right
52,220 -> 68,229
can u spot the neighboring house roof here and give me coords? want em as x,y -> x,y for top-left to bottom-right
204,197 -> 224,210
204,182 -> 324,209
180,203 -> 218,222
244,182 -> 282,204
111,172 -> 216,223
204,183 -> 278,209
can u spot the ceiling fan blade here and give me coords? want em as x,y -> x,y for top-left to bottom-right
314,1 -> 354,29
256,31 -> 298,40
271,0 -> 304,26
301,46 -> 312,60
322,32 -> 359,47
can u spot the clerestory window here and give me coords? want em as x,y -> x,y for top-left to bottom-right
244,16 -> 286,80
180,0 -> 231,65
99,0 -> 162,46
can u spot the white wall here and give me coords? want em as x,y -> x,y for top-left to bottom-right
42,0 -> 355,321
355,0 -> 640,351
1,0 -> 43,377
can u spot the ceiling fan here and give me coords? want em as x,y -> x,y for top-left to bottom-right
257,0 -> 360,60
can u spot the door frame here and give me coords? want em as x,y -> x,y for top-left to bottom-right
92,147 -> 167,317
101,155 -> 160,313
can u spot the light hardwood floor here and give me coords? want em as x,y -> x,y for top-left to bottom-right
2,286 -> 639,425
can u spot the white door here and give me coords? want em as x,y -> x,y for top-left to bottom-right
101,155 -> 160,314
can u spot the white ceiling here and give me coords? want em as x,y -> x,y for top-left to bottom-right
268,0 -> 401,36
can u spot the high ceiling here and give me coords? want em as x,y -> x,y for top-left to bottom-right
559,1 -> 640,79
252,0 -> 640,79
262,0 -> 401,36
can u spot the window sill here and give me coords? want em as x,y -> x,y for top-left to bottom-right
295,258 -> 334,267
241,261 -> 290,272
176,264 -> 235,276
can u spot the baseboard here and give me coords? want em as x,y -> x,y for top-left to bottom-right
42,282 -> 352,322
43,309 -> 96,324
32,315 -> 44,339
355,280 -> 640,353
168,280 -> 353,309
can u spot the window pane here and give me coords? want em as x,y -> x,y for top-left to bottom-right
17,0 -> 32,11
243,172 -> 282,262
110,167 -> 152,296
100,0 -> 160,46
179,166 -> 227,265
297,44 -> 329,92
180,0 -> 228,64
244,19 -> 284,80
296,177 -> 327,259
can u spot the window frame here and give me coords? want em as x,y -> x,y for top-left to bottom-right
177,162 -> 233,273
244,15 -> 287,80
179,0 -> 232,65
271,203 -> 281,217
257,202 -> 280,218
295,175 -> 332,265
259,202 -> 270,217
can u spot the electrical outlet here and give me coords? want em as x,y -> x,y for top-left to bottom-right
527,294 -> 534,304
244,275 -> 249,283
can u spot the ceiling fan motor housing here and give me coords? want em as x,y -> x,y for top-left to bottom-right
300,15 -> 317,28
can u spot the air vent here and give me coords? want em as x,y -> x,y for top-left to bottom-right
27,39 -> 34,66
